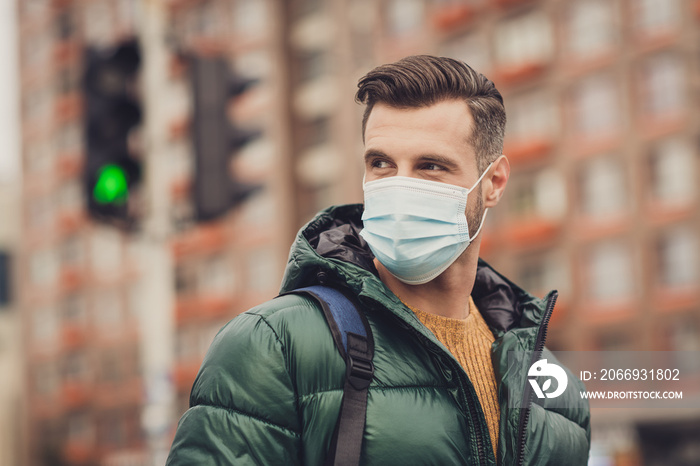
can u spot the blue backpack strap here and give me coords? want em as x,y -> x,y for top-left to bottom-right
294,286 -> 368,354
282,285 -> 374,466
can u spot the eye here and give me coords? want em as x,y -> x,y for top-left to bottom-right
370,158 -> 392,169
422,162 -> 445,171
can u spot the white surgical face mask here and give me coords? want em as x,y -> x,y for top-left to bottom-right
360,164 -> 492,285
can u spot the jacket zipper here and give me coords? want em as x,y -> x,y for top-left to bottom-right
398,319 -> 489,465
515,291 -> 558,466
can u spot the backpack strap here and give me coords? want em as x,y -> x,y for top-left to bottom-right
283,285 -> 374,466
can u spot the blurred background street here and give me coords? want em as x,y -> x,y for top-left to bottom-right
0,0 -> 699,464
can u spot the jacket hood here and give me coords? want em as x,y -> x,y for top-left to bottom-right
280,204 -> 551,336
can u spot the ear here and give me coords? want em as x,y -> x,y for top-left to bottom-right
484,155 -> 510,208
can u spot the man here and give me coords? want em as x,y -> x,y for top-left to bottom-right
167,56 -> 590,465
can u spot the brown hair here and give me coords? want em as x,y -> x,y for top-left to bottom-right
356,55 -> 506,172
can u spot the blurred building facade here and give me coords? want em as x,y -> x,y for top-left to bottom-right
0,179 -> 22,466
16,0 -> 700,465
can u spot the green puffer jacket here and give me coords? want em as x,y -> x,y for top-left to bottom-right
167,204 -> 591,465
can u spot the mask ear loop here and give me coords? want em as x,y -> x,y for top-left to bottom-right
466,161 -> 495,193
470,208 -> 489,240
467,160 -> 497,239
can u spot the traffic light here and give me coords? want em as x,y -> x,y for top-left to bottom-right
189,55 -> 261,222
82,39 -> 142,225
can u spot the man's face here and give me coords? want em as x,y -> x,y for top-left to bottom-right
363,99 -> 485,235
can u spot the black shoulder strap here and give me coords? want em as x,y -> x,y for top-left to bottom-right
283,285 -> 374,466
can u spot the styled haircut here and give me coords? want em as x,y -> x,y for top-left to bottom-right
356,55 -> 506,172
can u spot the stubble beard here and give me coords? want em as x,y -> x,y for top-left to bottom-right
467,187 -> 485,239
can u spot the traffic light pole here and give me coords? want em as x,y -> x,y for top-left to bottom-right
138,0 -> 176,464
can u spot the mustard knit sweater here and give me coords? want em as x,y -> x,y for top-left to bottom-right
405,297 -> 499,459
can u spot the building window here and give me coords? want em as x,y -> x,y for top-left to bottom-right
201,323 -> 223,355
22,31 -> 51,68
303,116 -> 330,148
83,1 -> 114,45
33,306 -> 58,342
570,74 -> 620,135
189,1 -> 222,38
633,0 -> 681,36
63,351 -> 89,383
175,327 -> 198,362
55,7 -> 75,40
28,195 -> 53,230
433,0 -> 483,6
242,190 -> 276,226
25,142 -> 53,174
30,249 -> 58,286
62,294 -> 87,325
494,10 -> 553,68
638,53 -> 685,117
60,235 -> 84,268
386,0 -> 425,35
295,49 -> 328,84
292,0 -> 323,19
23,83 -> 52,124
296,145 -> 343,189
58,180 -> 82,212
234,50 -> 273,82
506,89 -> 558,143
66,412 -> 93,445
168,143 -> 193,189
34,363 -> 59,395
349,0 -> 377,70
199,255 -> 232,295
516,252 -> 570,297
238,140 -> 274,175
232,0 -> 268,34
669,319 -> 700,352
99,351 -> 122,383
56,67 -> 79,96
125,347 -> 139,378
127,282 -> 144,320
177,324 -> 218,362
98,411 -> 126,448
94,289 -> 123,328
247,248 -> 277,292
24,0 -> 49,17
509,175 -> 537,217
565,0 -> 619,58
578,156 -> 627,218
90,228 -> 123,279
440,33 -> 490,75
175,263 -> 196,295
596,331 -> 632,350
56,122 -> 81,153
648,137 -> 696,205
657,226 -> 698,288
117,0 -> 136,29
507,168 -> 567,220
587,241 -> 634,301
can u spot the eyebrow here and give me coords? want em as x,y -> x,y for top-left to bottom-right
363,149 -> 389,163
364,149 -> 460,170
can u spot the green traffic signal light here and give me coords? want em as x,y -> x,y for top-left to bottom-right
93,164 -> 129,205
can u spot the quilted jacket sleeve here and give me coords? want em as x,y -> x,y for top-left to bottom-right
166,311 -> 302,465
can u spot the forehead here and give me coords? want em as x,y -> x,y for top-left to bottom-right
364,99 -> 475,157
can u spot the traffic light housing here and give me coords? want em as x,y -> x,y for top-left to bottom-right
82,39 -> 142,225
189,56 -> 261,222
